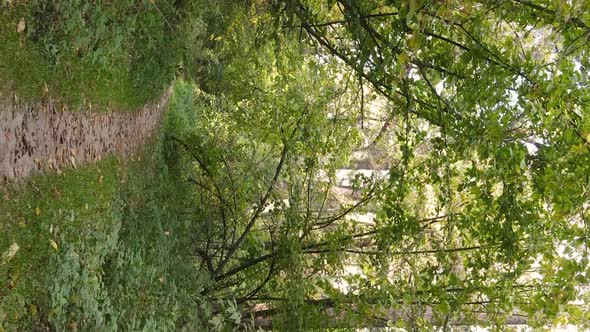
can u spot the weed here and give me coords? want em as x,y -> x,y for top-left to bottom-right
0,0 -> 200,110
0,157 -> 123,329
0,80 -> 215,330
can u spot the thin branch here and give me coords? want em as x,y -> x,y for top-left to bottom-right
237,257 -> 277,304
311,185 -> 377,230
283,11 -> 400,29
512,0 -> 588,29
213,132 -> 291,279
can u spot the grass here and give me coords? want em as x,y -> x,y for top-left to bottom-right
0,81 -> 211,330
0,1 -> 183,110
0,0 -> 238,327
0,141 -> 205,330
0,156 -> 123,329
0,0 -> 240,110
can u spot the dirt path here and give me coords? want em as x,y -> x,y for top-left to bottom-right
0,87 -> 171,183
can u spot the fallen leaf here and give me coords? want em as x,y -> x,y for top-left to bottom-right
17,18 -> 25,33
68,320 -> 77,330
70,156 -> 77,169
52,186 -> 61,198
7,277 -> 15,289
29,304 -> 38,317
1,242 -> 19,265
49,239 -> 58,251
35,207 -> 41,216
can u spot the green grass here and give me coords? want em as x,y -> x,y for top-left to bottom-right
104,140 -> 210,330
0,146 -> 206,330
0,156 -> 124,329
0,6 -> 49,102
0,1 -> 183,110
0,81 -> 211,330
0,0 -> 241,110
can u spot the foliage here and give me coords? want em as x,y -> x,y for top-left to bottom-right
47,206 -> 121,330
161,0 -> 590,330
263,0 -> 590,329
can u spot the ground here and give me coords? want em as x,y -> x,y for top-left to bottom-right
0,83 -> 202,329
0,29 -> 195,325
0,87 -> 171,183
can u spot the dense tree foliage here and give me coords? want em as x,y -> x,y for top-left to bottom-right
130,0 -> 589,330
175,0 -> 590,329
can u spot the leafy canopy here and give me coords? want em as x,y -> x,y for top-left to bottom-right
180,0 -> 590,329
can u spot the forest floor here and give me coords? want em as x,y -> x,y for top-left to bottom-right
0,87 -> 171,183
0,84 -> 193,329
0,3 -> 207,328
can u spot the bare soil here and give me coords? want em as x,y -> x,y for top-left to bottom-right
0,88 -> 171,183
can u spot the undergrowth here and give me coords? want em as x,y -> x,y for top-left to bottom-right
0,0 -> 231,110
0,157 -> 123,330
0,81 -> 214,330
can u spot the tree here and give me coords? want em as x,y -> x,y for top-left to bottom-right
173,1 -> 590,329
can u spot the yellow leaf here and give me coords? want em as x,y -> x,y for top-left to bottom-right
17,18 -> 25,33
570,143 -> 587,155
464,0 -> 473,13
398,52 -> 409,66
35,207 -> 41,216
29,304 -> 38,317
49,239 -> 58,251
408,31 -> 420,50
68,320 -> 78,330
